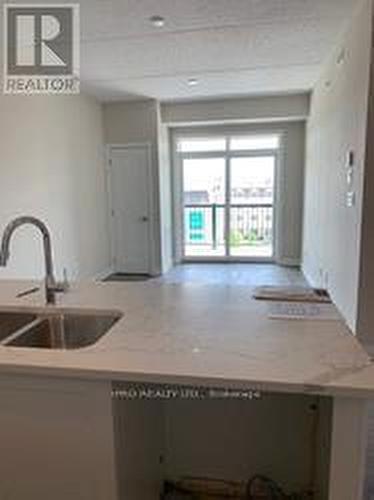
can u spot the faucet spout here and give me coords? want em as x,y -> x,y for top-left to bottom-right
0,249 -> 8,267
0,216 -> 67,305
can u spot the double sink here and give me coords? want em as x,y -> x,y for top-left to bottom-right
0,310 -> 122,350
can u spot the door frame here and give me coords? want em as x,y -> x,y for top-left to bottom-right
105,143 -> 156,275
172,131 -> 283,264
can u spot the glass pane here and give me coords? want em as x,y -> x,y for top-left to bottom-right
229,135 -> 279,151
178,138 -> 226,153
230,157 -> 275,258
183,158 -> 226,257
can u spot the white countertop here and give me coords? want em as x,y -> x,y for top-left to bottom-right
0,279 -> 372,397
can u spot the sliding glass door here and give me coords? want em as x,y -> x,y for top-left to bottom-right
183,157 -> 226,257
179,135 -> 278,261
229,156 -> 275,258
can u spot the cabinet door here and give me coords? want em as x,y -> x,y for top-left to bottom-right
0,375 -> 118,500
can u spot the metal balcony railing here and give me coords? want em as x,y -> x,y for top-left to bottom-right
184,203 -> 273,249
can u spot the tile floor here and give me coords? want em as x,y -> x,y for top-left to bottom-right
153,263 -> 306,287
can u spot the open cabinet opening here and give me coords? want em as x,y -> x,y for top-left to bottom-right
112,388 -> 332,500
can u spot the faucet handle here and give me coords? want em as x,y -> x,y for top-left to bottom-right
63,268 -> 69,289
53,282 -> 69,293
46,269 -> 69,295
16,286 -> 40,298
55,268 -> 70,292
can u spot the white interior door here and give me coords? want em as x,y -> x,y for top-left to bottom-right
109,146 -> 151,274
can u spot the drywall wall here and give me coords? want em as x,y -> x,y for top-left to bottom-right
357,7 -> 374,344
302,0 -> 372,331
103,100 -> 162,274
277,122 -> 306,265
157,109 -> 174,274
103,95 -> 307,272
103,100 -> 159,145
161,93 -> 310,125
0,93 -> 110,281
171,121 -> 305,265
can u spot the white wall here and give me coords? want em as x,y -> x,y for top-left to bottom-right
157,110 -> 174,274
103,94 -> 308,272
103,100 -> 159,146
302,0 -> 372,331
161,93 -> 310,125
103,100 -> 162,274
0,93 -> 110,281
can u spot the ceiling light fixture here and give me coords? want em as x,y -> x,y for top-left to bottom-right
150,15 -> 165,28
188,78 -> 199,86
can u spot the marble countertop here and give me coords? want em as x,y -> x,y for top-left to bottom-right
0,279 -> 372,397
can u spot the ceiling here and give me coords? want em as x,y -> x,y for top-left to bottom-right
1,0 -> 359,101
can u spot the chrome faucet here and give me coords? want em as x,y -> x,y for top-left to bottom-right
0,216 -> 68,305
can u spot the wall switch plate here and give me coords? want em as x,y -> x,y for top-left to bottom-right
347,167 -> 354,186
347,150 -> 355,168
346,191 -> 356,207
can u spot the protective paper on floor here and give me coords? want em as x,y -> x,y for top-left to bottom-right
267,301 -> 341,321
254,286 -> 331,303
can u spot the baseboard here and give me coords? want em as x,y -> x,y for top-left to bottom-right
277,257 -> 300,267
93,266 -> 115,282
362,343 -> 374,357
301,265 -> 319,288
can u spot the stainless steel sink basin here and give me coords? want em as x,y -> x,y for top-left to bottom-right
0,310 -> 122,350
0,311 -> 37,342
8,312 -> 122,349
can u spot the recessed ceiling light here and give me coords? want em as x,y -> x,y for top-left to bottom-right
150,15 -> 165,28
188,78 -> 199,86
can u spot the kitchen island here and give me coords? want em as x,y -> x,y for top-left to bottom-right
0,279 -> 372,500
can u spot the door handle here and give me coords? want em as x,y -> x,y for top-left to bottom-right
140,216 -> 149,222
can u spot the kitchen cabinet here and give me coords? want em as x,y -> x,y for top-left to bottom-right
0,374 -> 369,500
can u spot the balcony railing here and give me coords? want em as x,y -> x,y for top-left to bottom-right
184,203 -> 273,251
